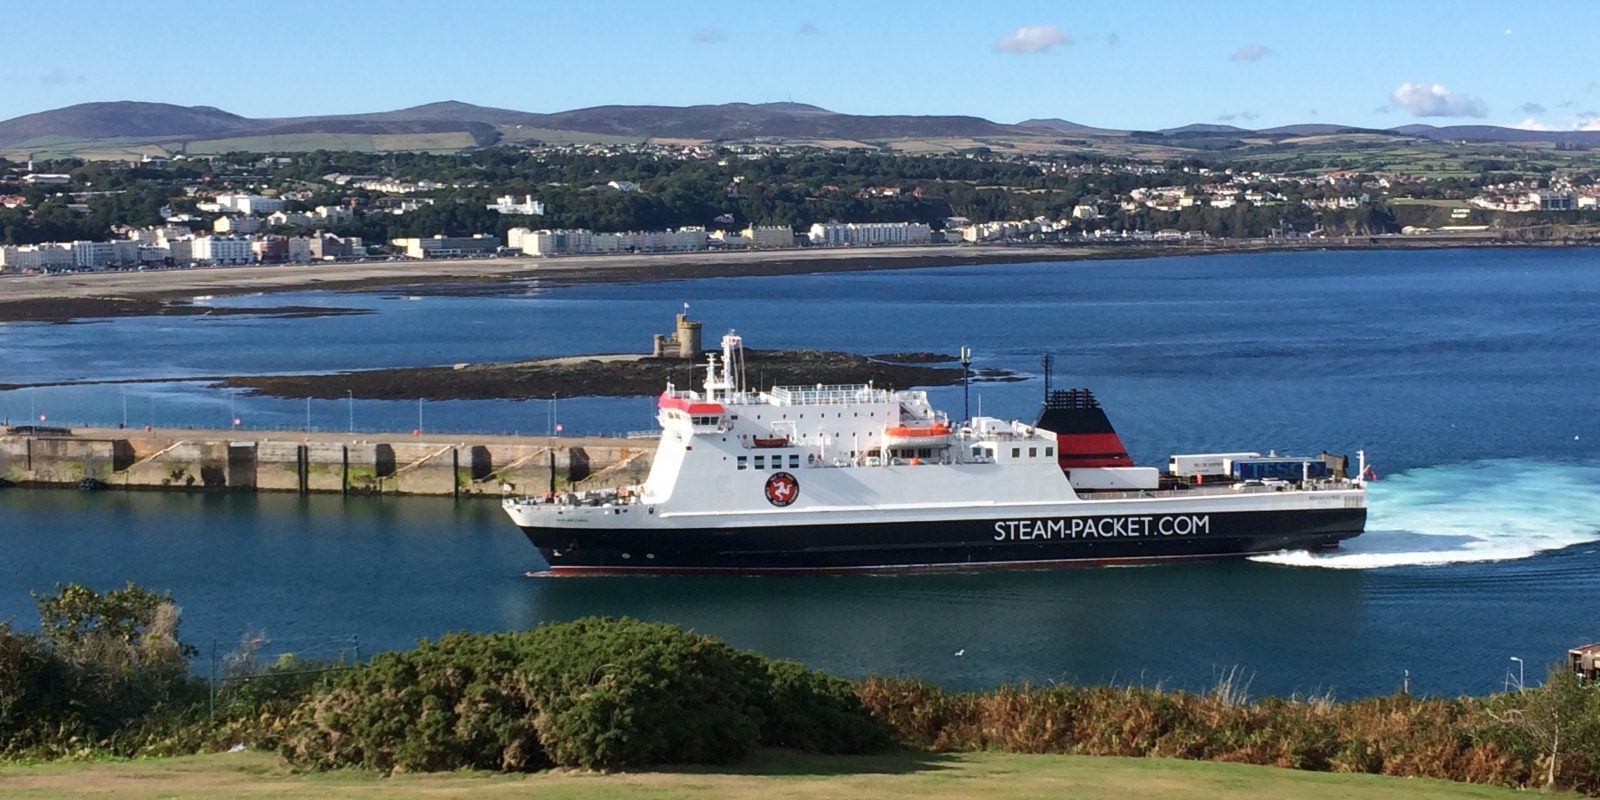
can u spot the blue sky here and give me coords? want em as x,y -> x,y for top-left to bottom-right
7,1 -> 1599,130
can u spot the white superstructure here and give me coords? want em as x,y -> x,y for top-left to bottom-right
505,333 -> 1367,544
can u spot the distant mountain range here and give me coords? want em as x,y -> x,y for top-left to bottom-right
4,100 -> 1600,152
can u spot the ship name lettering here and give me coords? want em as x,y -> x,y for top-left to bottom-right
992,515 -> 1210,542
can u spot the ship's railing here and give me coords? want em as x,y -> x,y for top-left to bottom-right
953,429 -> 1051,443
766,384 -> 891,406
1084,477 -> 1364,500
506,486 -> 645,507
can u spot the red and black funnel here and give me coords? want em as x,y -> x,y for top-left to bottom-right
1035,388 -> 1134,470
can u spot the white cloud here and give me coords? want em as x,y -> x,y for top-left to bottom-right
1509,115 -> 1600,132
691,28 -> 726,44
994,24 -> 1069,54
1390,82 -> 1488,118
1215,111 -> 1259,122
1519,102 -> 1546,115
1229,45 -> 1270,62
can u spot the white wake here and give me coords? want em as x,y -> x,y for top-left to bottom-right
1250,459 -> 1600,569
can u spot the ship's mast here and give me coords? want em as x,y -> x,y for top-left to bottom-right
704,331 -> 744,402
960,345 -> 972,423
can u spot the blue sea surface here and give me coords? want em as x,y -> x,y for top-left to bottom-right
1,247 -> 1597,698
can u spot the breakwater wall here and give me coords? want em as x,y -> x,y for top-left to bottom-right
0,428 -> 654,497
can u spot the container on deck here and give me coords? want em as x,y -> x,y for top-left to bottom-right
1229,457 -> 1330,481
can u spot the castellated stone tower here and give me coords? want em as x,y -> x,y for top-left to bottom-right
651,312 -> 703,359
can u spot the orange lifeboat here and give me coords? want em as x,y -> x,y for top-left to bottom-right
882,422 -> 952,448
751,435 -> 790,448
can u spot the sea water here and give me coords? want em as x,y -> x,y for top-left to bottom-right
1,247 -> 1597,698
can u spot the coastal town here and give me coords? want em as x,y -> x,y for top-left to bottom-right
3,140 -> 1598,273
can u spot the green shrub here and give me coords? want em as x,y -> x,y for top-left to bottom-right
281,631 -> 532,773
0,622 -> 70,753
514,617 -> 764,769
0,585 -> 205,759
753,658 -> 895,754
282,618 -> 809,772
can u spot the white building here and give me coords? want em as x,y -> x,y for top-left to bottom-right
808,222 -> 848,246
68,240 -> 139,270
215,194 -> 286,215
287,236 -> 313,263
512,228 -> 591,256
0,243 -> 74,271
631,228 -> 707,252
1528,190 -> 1576,211
312,205 -> 354,223
267,211 -> 313,227
487,194 -> 545,216
510,227 -> 707,255
191,236 -> 254,265
214,216 -> 264,234
164,236 -> 193,263
390,234 -> 499,259
808,221 -> 931,247
352,179 -> 437,194
71,241 -> 117,270
743,225 -> 795,249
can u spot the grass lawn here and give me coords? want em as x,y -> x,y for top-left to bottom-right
0,749 -> 1552,800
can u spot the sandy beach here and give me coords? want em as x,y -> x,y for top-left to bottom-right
0,245 -> 1037,304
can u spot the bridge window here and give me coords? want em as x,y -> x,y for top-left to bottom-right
1029,447 -> 1037,458
1045,446 -> 1054,457
789,455 -> 800,468
754,455 -> 765,469
1011,448 -> 1020,458
737,456 -> 747,470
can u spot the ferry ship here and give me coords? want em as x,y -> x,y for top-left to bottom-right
504,333 -> 1367,575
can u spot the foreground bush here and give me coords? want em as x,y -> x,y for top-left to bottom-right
0,584 -> 202,758
279,617 -> 892,772
8,584 -> 1600,796
854,676 -> 1590,791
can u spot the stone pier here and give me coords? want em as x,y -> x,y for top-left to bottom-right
0,428 -> 654,497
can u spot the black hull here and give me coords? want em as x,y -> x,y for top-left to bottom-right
519,508 -> 1366,575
